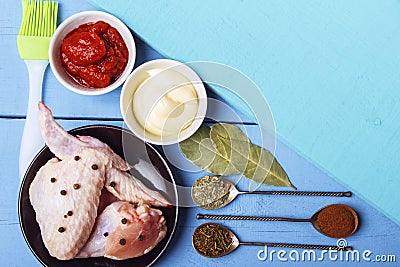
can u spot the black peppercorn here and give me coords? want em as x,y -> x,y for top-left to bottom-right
74,156 -> 80,161
60,190 -> 67,196
121,218 -> 127,224
91,164 -> 98,170
50,177 -> 56,183
119,239 -> 126,245
138,235 -> 144,241
58,227 -> 65,233
64,215 -> 67,218
103,232 -> 109,237
73,184 -> 80,190
109,181 -> 116,187
67,211 -> 73,216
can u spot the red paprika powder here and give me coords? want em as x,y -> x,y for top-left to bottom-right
316,204 -> 358,238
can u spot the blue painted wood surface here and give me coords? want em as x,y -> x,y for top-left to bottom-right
87,0 -> 400,225
0,0 -> 399,266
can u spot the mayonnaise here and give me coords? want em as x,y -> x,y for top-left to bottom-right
132,68 -> 199,137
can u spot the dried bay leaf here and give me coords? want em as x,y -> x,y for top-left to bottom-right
210,123 -> 250,175
179,123 -> 296,189
197,137 -> 233,174
243,144 -> 296,189
211,123 -> 250,142
179,126 -> 237,174
179,126 -> 215,169
210,123 -> 296,189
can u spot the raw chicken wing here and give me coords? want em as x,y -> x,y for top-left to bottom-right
29,102 -> 171,260
29,149 -> 108,260
77,201 -> 167,260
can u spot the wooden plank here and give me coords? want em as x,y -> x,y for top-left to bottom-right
2,118 -> 399,266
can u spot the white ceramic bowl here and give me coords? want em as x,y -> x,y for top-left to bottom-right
49,11 -> 136,95
120,59 -> 207,145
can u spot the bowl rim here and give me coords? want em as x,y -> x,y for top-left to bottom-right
120,59 -> 208,145
49,10 -> 136,96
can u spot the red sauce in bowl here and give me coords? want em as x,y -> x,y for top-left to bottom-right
61,21 -> 129,88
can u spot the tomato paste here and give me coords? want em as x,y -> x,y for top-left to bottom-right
61,21 -> 129,88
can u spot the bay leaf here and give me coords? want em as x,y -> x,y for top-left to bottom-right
180,123 -> 296,189
211,123 -> 250,142
179,126 -> 215,170
210,123 -> 295,189
243,144 -> 296,189
179,126 -> 239,174
210,123 -> 250,175
197,137 -> 232,174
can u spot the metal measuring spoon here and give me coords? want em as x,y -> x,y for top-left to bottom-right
197,204 -> 359,238
192,223 -> 352,258
191,175 -> 351,210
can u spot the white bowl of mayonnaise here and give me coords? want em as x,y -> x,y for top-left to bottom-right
120,59 -> 207,145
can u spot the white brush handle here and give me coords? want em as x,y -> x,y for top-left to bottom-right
19,60 -> 49,180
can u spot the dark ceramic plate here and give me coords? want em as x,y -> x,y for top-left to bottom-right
19,125 -> 178,267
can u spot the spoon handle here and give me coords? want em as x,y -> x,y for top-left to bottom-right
239,241 -> 352,251
242,191 -> 352,197
197,214 -> 309,222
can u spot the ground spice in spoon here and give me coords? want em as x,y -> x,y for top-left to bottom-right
317,204 -> 357,238
192,176 -> 231,209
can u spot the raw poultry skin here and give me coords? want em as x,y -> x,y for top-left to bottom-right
105,167 -> 172,208
37,103 -> 130,171
29,149 -> 109,260
29,102 -> 171,260
78,202 -> 167,260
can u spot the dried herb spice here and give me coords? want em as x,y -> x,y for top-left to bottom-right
193,223 -> 233,258
180,123 -> 296,189
192,175 -> 231,209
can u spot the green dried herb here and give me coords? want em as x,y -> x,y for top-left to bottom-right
180,123 -> 296,189
193,223 -> 233,257
192,175 -> 231,209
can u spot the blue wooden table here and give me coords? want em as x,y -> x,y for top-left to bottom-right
1,0 -> 399,266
